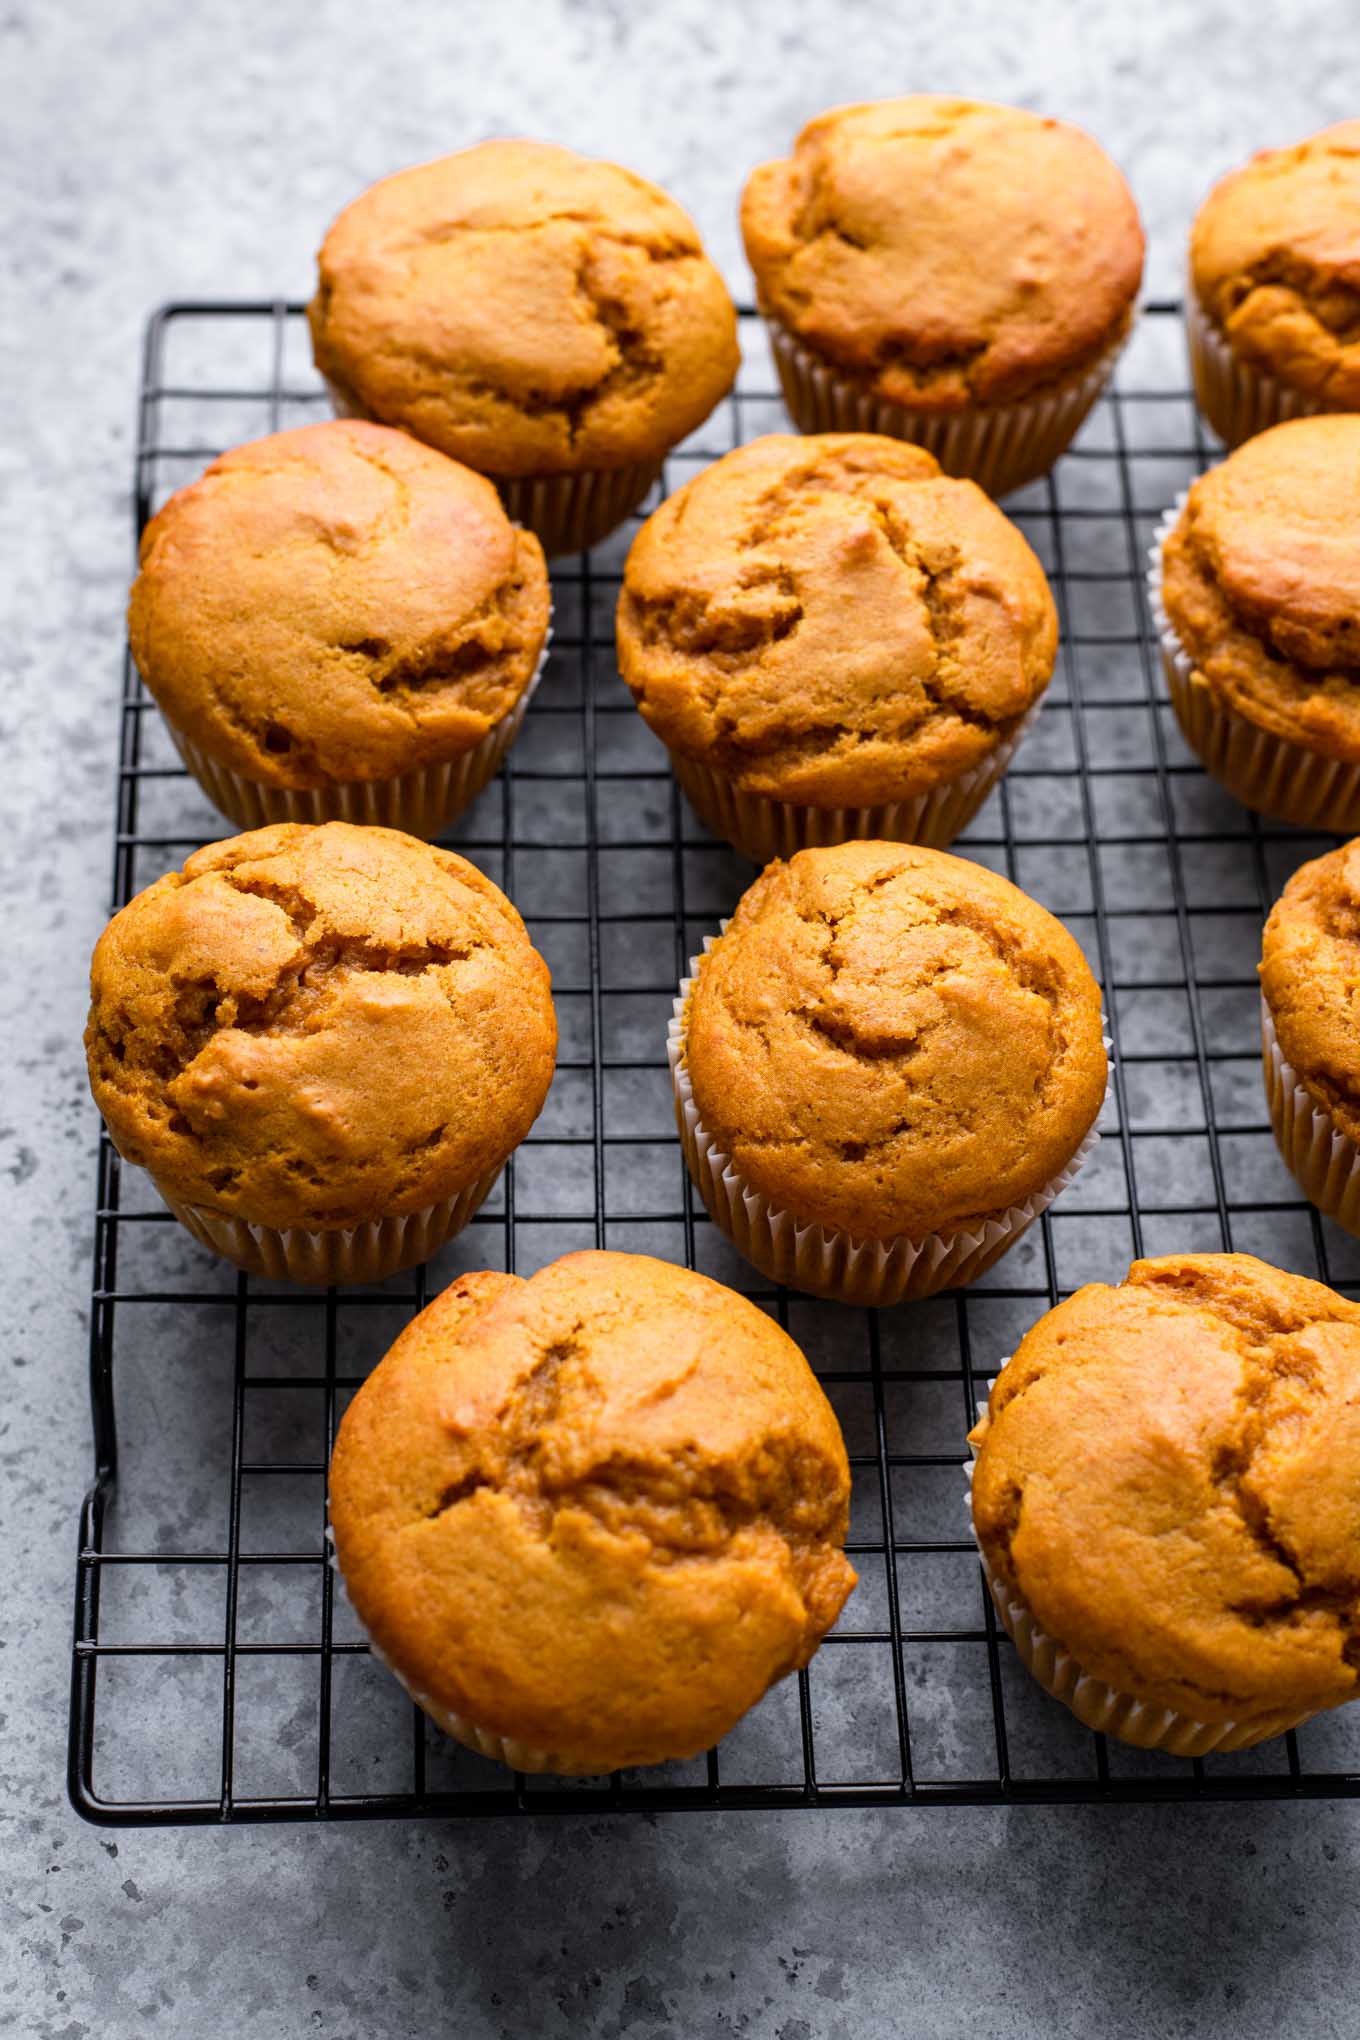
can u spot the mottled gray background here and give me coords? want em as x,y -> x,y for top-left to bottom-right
5,3 -> 1359,2036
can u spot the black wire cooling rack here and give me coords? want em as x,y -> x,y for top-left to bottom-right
68,301 -> 1360,1825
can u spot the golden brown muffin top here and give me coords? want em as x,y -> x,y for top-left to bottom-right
1190,122 -> 1360,407
329,1251 -> 856,1771
85,823 -> 556,1232
741,97 -> 1144,411
1159,416 -> 1360,759
970,1254 -> 1360,1733
1261,838 -> 1360,1142
681,841 -> 1106,1241
617,434 -> 1057,804
128,420 -> 550,791
308,141 -> 740,478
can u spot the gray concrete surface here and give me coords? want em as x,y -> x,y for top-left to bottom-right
5,3 -> 1360,2035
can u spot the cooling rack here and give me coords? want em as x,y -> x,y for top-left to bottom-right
68,301 -> 1360,1824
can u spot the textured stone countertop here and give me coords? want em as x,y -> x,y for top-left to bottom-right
4,4 -> 1358,2035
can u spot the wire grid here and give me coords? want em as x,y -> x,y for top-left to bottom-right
68,301 -> 1360,1826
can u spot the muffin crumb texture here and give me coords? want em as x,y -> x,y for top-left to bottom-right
329,1252 -> 856,1770
971,1254 -> 1360,1729
618,433 -> 1057,804
741,96 -> 1143,409
1261,837 -> 1360,1140
309,140 -> 739,476
682,841 -> 1106,1240
128,420 -> 550,789
1191,121 -> 1360,406
85,822 -> 556,1230
1160,416 -> 1360,758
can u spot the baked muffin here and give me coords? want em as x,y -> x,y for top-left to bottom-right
1188,122 -> 1360,447
128,420 -> 550,838
1151,416 -> 1360,831
84,822 -> 556,1285
740,97 -> 1144,497
617,433 -> 1057,860
669,841 -> 1107,1304
969,1253 -> 1360,1754
329,1250 -> 856,1772
309,141 -> 740,555
1261,838 -> 1360,1234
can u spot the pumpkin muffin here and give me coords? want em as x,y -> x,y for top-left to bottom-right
1188,122 -> 1360,447
1152,415 -> 1360,830
969,1253 -> 1360,1753
1261,837 -> 1360,1234
84,822 -> 556,1285
329,1250 -> 856,1773
617,433 -> 1057,860
669,841 -> 1107,1304
740,97 -> 1144,497
309,141 -> 740,555
128,420 -> 550,838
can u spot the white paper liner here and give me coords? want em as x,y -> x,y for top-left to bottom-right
1185,280 -> 1332,448
669,703 -> 1040,863
765,316 -> 1129,498
1262,993 -> 1360,1235
668,939 -> 1108,1306
322,375 -> 659,557
162,631 -> 550,840
964,1376 -> 1315,1754
156,1162 -> 502,1287
1148,500 -> 1360,832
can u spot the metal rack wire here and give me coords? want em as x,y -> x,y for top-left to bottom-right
68,301 -> 1360,1825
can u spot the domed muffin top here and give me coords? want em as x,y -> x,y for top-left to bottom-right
85,822 -> 556,1230
971,1253 -> 1360,1733
329,1251 -> 856,1771
309,141 -> 739,476
741,97 -> 1143,410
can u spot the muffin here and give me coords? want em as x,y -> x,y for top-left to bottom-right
84,822 -> 556,1285
309,141 -> 740,555
740,97 -> 1144,498
1261,838 -> 1360,1234
669,841 -> 1107,1305
128,420 -> 550,838
1188,122 -> 1360,447
328,1250 -> 857,1773
1151,416 -> 1360,830
617,433 -> 1058,861
969,1253 -> 1360,1754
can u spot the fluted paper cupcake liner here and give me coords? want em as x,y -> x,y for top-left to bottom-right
764,316 -> 1128,498
1149,500 -> 1360,832
669,704 -> 1039,863
1186,282 -> 1332,448
161,632 -> 549,840
152,1162 -> 502,1287
964,1386 -> 1314,1754
1262,994 -> 1360,1235
322,375 -> 659,556
668,941 -> 1107,1306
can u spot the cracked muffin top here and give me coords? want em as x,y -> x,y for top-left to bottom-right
681,841 -> 1106,1240
85,822 -> 556,1231
308,141 -> 740,477
329,1250 -> 856,1771
970,1254 -> 1360,1734
617,433 -> 1057,804
128,420 -> 550,791
741,97 -> 1144,411
1261,838 -> 1360,1139
1159,416 -> 1360,759
1190,122 -> 1360,407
